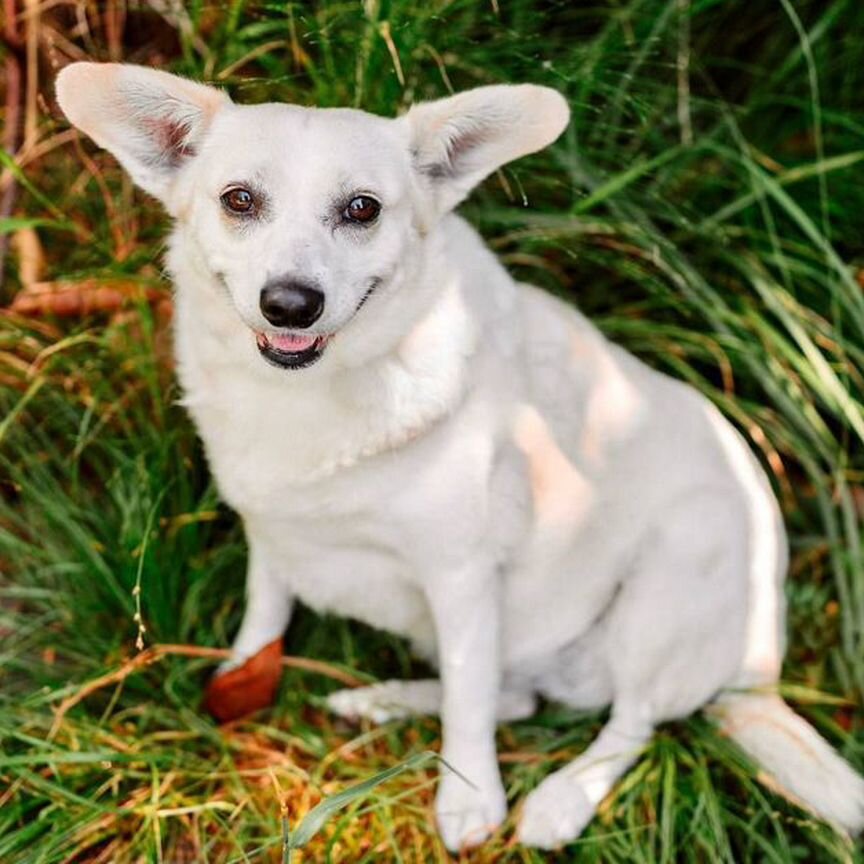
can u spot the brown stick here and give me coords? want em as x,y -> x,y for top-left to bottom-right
104,0 -> 125,62
48,642 -> 365,739
9,278 -> 165,316
0,0 -> 24,287
22,0 -> 37,151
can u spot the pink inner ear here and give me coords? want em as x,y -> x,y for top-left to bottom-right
446,123 -> 493,164
420,122 -> 494,180
143,115 -> 196,168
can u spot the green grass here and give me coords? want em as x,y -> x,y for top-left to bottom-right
1,0 -> 864,860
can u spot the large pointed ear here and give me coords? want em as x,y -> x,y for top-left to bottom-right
405,84 -> 569,213
56,63 -> 230,206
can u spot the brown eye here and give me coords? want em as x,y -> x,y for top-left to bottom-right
343,195 -> 380,224
221,187 -> 255,214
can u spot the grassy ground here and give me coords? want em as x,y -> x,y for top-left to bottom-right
1,0 -> 864,860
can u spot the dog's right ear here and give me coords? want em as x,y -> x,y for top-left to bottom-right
56,63 -> 230,206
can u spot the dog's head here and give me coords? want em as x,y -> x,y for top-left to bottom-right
56,64 -> 568,371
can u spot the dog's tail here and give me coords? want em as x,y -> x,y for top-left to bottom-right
709,692 -> 864,833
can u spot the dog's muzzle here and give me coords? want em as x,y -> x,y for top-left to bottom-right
256,277 -> 328,369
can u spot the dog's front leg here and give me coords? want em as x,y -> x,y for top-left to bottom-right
204,534 -> 294,722
426,561 -> 506,851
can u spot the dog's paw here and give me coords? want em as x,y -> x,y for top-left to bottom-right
203,637 -> 283,723
435,768 -> 507,852
326,683 -> 412,724
517,770 -> 594,849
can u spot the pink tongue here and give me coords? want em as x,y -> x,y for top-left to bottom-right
264,333 -> 318,352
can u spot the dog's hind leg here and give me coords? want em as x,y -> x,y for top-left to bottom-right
520,493 -> 752,848
327,679 -> 536,724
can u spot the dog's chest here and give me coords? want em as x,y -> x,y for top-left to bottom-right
189,391 -> 359,512
181,359 -> 460,516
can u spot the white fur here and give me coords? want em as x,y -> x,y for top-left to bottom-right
57,63 -> 864,851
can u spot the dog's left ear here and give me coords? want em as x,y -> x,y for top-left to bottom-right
405,84 -> 569,213
56,63 -> 230,207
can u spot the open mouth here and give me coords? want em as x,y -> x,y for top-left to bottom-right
255,331 -> 330,369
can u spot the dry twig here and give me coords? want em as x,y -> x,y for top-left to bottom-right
49,642 -> 364,739
10,277 -> 164,315
0,0 -> 25,286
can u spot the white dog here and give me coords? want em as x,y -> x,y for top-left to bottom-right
57,63 -> 864,851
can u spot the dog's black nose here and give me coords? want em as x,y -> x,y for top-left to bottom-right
260,279 -> 325,329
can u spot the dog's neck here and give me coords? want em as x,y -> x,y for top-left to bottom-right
169,223 -> 479,487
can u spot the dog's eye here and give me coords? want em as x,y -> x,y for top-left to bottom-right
221,187 -> 256,214
343,195 -> 380,224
